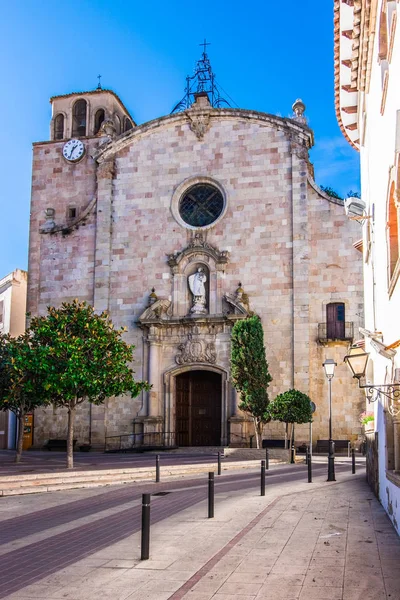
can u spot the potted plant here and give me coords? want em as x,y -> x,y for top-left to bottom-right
360,411 -> 374,433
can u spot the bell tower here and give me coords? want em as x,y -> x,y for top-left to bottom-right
49,84 -> 135,141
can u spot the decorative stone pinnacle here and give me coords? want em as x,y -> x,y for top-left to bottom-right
292,99 -> 307,123
149,288 -> 158,305
236,282 -> 244,299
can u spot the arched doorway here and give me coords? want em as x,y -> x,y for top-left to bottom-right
175,370 -> 222,446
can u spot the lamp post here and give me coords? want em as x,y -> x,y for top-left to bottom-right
323,359 -> 337,482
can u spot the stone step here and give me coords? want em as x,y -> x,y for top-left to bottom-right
0,459 -> 282,497
160,446 -> 227,454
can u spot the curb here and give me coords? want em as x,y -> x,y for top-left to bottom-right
0,458 -> 288,497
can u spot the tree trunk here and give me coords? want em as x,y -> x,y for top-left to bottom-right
15,411 -> 25,464
66,406 -> 76,469
285,423 -> 288,449
253,417 -> 260,449
253,418 -> 264,449
290,423 -> 296,464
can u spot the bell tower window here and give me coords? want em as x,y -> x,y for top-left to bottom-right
54,114 -> 64,140
124,117 -> 133,132
72,99 -> 87,137
115,114 -> 121,134
94,109 -> 105,134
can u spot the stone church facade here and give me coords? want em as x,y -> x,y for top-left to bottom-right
28,67 -> 365,449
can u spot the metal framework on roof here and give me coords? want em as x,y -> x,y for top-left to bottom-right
171,40 -> 232,113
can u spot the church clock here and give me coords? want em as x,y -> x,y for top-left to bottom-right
62,139 -> 85,163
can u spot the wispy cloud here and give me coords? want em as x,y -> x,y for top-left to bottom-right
310,136 -> 360,197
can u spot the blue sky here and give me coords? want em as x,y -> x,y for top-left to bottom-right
0,0 -> 360,276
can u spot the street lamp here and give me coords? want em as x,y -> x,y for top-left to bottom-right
344,345 -> 400,416
323,359 -> 337,482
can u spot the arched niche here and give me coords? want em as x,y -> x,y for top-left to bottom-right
185,262 -> 210,316
167,238 -> 229,317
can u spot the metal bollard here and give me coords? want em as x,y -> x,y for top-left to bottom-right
265,447 -> 269,470
155,454 -> 160,483
217,451 -> 221,476
308,452 -> 312,483
208,472 -> 214,518
290,444 -> 295,464
141,493 -> 151,560
351,448 -> 356,474
261,460 -> 266,496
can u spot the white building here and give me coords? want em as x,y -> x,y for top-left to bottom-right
335,0 -> 400,532
0,269 -> 28,449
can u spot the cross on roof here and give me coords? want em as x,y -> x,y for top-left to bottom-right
199,39 -> 211,55
97,74 -> 102,90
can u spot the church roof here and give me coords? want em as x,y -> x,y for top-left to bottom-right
49,89 -> 135,124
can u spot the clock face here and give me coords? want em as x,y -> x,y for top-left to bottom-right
62,139 -> 85,162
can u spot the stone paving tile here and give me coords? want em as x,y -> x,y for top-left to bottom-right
124,591 -> 172,600
1,584 -> 61,599
217,581 -> 263,595
342,591 -> 389,600
298,587 -> 342,600
255,583 -> 302,599
265,572 -> 305,586
181,593 -> 214,600
213,596 -> 257,600
190,573 -> 228,594
224,572 -> 267,585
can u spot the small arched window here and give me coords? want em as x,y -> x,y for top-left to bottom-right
54,114 -> 64,140
326,303 -> 345,340
94,109 -> 105,134
388,182 -> 399,279
115,114 -> 121,135
124,117 -> 133,132
72,99 -> 87,137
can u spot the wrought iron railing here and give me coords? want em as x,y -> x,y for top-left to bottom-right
105,431 -> 176,452
318,322 -> 354,343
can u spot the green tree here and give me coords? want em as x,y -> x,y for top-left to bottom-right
320,186 -> 361,201
230,315 -> 272,448
320,186 -> 343,200
0,333 -> 50,463
29,300 -> 149,468
346,190 -> 361,199
268,389 -> 313,453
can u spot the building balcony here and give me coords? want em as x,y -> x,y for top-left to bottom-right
318,322 -> 354,344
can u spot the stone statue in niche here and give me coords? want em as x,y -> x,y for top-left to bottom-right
188,267 -> 207,314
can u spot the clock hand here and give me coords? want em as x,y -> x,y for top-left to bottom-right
69,144 -> 78,159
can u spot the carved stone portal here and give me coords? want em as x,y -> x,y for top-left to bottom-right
176,334 -> 217,365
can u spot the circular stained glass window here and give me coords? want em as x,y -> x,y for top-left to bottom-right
179,184 -> 224,228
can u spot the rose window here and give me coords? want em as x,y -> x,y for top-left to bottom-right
179,184 -> 224,227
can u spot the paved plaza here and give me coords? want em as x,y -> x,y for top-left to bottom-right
0,456 -> 399,600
